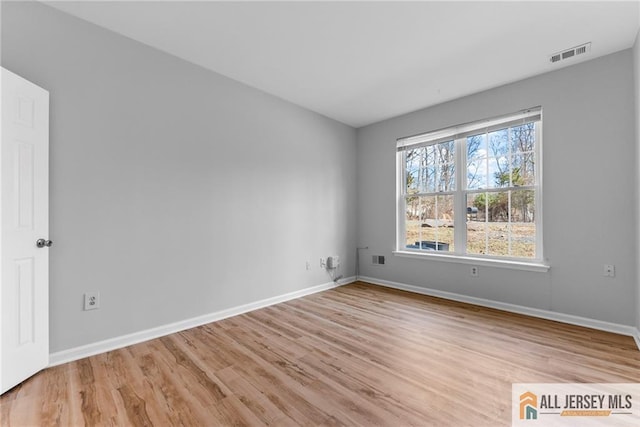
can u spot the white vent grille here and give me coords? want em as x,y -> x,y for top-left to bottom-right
575,45 -> 588,55
372,255 -> 385,265
549,42 -> 591,64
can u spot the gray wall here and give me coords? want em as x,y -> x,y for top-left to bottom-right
357,50 -> 637,326
1,1 -> 357,352
2,1 -> 638,355
635,31 -> 640,331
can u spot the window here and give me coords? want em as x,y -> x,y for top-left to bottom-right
397,108 -> 542,262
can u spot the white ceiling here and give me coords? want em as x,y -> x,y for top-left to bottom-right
45,1 -> 640,128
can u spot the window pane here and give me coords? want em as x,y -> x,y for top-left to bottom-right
510,224 -> 536,258
437,140 -> 455,162
510,189 -> 536,258
487,222 -> 510,257
466,193 -> 487,255
439,163 -> 455,192
467,134 -> 486,190
425,166 -> 437,193
510,189 -> 535,223
405,148 -> 424,193
405,143 -> 456,194
485,191 -> 509,223
405,195 -> 420,247
488,156 -> 509,188
406,171 -> 418,193
467,164 -> 484,190
426,145 -> 438,182
510,123 -> 535,153
488,128 -> 508,158
467,133 -> 486,157
511,153 -> 535,186
405,195 -> 453,252
466,190 -> 536,258
436,141 -> 455,192
468,191 -> 510,257
484,191 -> 510,257
436,195 -> 454,252
420,196 -> 438,246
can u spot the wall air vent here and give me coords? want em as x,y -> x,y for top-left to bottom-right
372,255 -> 385,265
575,44 -> 589,55
549,42 -> 591,64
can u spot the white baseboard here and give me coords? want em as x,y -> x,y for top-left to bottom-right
49,276 -> 355,367
633,328 -> 640,351
358,276 -> 640,351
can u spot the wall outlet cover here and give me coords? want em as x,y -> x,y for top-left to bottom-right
470,266 -> 479,277
84,292 -> 100,310
603,264 -> 615,278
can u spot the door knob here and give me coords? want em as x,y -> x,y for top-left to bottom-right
36,239 -> 53,248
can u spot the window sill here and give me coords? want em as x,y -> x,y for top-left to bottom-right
392,250 -> 550,272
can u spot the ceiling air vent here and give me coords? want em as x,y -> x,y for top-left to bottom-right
549,42 -> 591,64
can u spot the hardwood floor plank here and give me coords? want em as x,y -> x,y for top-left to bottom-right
135,353 -> 209,426
158,336 -> 228,402
215,366 -> 297,426
1,282 -> 638,426
116,384 -> 154,426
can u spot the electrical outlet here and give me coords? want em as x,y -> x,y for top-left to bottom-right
320,258 -> 326,268
603,264 -> 615,278
306,261 -> 311,271
84,292 -> 100,310
470,266 -> 479,277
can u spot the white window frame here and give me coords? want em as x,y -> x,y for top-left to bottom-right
394,107 -> 548,272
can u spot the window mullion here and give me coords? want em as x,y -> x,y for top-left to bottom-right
508,190 -> 512,256
454,137 -> 466,254
484,130 -> 490,255
397,151 -> 407,250
534,120 -> 543,260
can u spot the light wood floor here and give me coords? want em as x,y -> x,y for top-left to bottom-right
1,282 -> 639,426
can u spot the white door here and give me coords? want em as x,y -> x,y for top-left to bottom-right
0,68 -> 50,394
